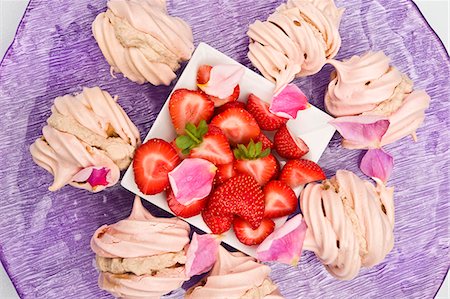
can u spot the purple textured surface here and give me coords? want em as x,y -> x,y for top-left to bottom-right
0,0 -> 448,298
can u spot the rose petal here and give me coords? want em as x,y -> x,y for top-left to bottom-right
360,148 -> 394,183
197,64 -> 244,99
185,233 -> 221,277
269,84 -> 308,119
72,167 -> 111,187
168,158 -> 217,205
256,214 -> 307,265
329,115 -> 390,149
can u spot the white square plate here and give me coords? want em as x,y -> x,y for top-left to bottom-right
121,42 -> 335,257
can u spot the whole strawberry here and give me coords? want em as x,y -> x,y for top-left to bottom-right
274,125 -> 309,159
246,94 -> 288,131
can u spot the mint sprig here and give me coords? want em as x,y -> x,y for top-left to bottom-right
233,139 -> 270,160
176,120 -> 208,155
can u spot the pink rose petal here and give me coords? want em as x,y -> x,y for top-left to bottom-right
168,158 -> 217,205
256,214 -> 307,265
197,64 -> 244,99
360,148 -> 394,183
72,167 -> 111,187
269,84 -> 309,119
185,233 -> 220,277
329,115 -> 390,149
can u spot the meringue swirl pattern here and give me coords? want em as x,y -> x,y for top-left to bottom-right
91,196 -> 191,298
186,246 -> 283,298
325,51 -> 430,146
301,170 -> 394,280
30,87 -> 140,192
248,0 -> 344,93
92,0 -> 194,85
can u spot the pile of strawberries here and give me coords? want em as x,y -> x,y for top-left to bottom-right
133,65 -> 326,246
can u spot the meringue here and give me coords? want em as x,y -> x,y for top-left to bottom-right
30,87 -> 140,192
186,246 -> 284,299
300,170 -> 394,280
248,0 -> 344,93
91,196 -> 191,298
92,0 -> 194,85
325,51 -> 430,146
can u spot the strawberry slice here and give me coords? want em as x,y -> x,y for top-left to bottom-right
197,64 -> 240,107
169,89 -> 214,134
233,140 -> 278,186
166,189 -> 208,218
206,175 -> 265,229
210,107 -> 260,145
215,162 -> 236,185
263,180 -> 298,218
233,218 -> 275,245
175,121 -> 233,165
133,139 -> 181,195
274,125 -> 309,159
280,159 -> 326,188
214,101 -> 246,116
246,94 -> 288,131
255,132 -> 273,150
202,208 -> 234,234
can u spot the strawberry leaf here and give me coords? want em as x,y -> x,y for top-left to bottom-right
176,135 -> 195,150
234,141 -> 268,160
260,148 -> 271,158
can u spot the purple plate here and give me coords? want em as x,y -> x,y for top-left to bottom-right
0,0 -> 448,298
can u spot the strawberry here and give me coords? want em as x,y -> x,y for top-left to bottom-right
274,125 -> 309,159
206,175 -> 264,229
233,218 -> 275,245
214,101 -> 246,116
210,107 -> 260,145
169,89 -> 214,134
215,162 -> 236,185
202,208 -> 233,234
263,180 -> 298,218
166,189 -> 208,218
133,139 -> 181,195
255,132 -> 273,150
246,94 -> 288,131
197,64 -> 240,107
280,159 -> 326,188
233,140 -> 278,186
175,121 -> 233,165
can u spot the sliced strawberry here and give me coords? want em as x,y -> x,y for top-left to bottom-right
233,218 -> 275,245
206,175 -> 264,229
197,65 -> 212,84
210,108 -> 260,145
274,125 -> 309,159
215,162 -> 236,185
214,100 -> 246,116
255,132 -> 273,150
280,159 -> 326,188
263,180 -> 298,218
233,140 -> 278,186
169,89 -> 214,135
197,64 -> 240,107
190,126 -> 233,165
202,207 -> 233,234
166,189 -> 208,218
171,139 -> 187,160
133,139 -> 181,195
246,94 -> 288,131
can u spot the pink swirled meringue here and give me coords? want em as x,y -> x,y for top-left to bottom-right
92,0 -> 194,85
92,196 -> 191,298
300,170 -> 394,280
30,87 -> 140,192
186,246 -> 284,299
325,51 -> 430,146
247,0 -> 344,93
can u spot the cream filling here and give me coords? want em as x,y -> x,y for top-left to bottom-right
105,9 -> 180,71
47,112 -> 135,170
96,251 -> 186,276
